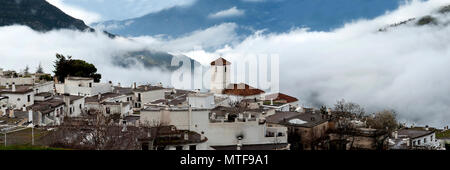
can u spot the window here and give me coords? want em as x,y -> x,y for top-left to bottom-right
70,108 -> 73,115
225,67 -> 227,72
27,95 -> 31,102
424,138 -> 427,143
89,83 -> 92,87
79,104 -> 82,109
138,93 -> 141,102
418,140 -> 421,145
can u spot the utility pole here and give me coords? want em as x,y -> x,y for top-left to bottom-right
31,126 -> 34,146
29,109 -> 34,146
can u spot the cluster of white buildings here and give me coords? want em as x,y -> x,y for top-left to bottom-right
0,58 -> 303,150
3,58 -> 449,150
136,58 -> 302,150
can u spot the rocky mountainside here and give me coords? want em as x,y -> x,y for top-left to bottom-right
93,0 -> 402,37
0,0 -> 92,32
379,5 -> 450,32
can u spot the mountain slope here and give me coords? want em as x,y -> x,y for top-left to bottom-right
94,0 -> 403,37
0,0 -> 93,32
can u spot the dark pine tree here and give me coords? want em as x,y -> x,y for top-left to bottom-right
53,53 -> 102,82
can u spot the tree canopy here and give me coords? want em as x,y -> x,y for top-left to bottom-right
53,53 -> 102,82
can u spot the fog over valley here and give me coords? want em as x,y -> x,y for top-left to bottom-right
1,0 -> 450,127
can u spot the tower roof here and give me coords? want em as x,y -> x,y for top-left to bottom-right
211,57 -> 231,66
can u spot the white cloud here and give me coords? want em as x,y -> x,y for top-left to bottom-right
46,0 -> 102,24
184,0 -> 450,127
131,23 -> 239,52
0,21 -> 238,87
2,0 -> 450,128
55,0 -> 197,21
209,7 -> 245,19
0,25 -> 171,86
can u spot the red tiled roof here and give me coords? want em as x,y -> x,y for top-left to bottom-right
265,93 -> 299,103
210,57 -> 231,66
223,83 -> 265,96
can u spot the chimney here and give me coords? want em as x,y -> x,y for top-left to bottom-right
9,109 -> 15,118
270,99 -> 274,106
28,109 -> 33,123
133,82 -> 137,89
5,83 -> 9,89
394,131 -> 398,139
237,137 -> 243,150
12,82 -> 16,92
144,86 -> 148,91
63,94 -> 71,110
184,131 -> 189,140
118,82 -> 121,87
98,94 -> 102,101
22,106 -> 26,111
122,119 -> 128,132
425,125 -> 429,131
201,132 -> 205,141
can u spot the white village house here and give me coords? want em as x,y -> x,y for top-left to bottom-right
55,77 -> 113,96
139,58 -> 290,150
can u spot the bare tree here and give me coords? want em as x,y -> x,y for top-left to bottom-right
366,110 -> 399,150
42,111 -> 148,150
366,110 -> 399,132
331,99 -> 366,150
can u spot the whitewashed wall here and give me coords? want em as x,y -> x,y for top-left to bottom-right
67,98 -> 85,117
2,92 -> 34,109
0,77 -> 34,86
33,82 -> 54,94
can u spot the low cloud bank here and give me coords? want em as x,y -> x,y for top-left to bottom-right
2,0 -> 450,127
183,0 -> 450,127
0,26 -> 171,86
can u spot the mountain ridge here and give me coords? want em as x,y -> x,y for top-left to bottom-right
93,0 -> 403,37
0,0 -> 117,38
